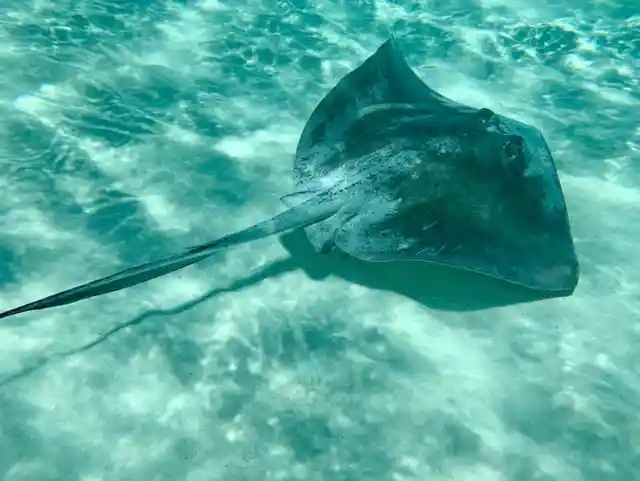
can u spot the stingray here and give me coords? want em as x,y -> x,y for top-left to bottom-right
0,37 -> 579,321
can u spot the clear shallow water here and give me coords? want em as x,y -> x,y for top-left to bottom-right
0,1 -> 638,480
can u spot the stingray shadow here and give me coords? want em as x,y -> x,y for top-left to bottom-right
278,230 -> 569,312
0,258 -> 296,388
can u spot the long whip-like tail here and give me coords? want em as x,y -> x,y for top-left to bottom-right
0,197 -> 339,320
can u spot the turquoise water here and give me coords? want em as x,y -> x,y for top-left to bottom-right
0,1 -> 638,480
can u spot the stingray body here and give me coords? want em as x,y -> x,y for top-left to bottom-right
0,38 -> 579,320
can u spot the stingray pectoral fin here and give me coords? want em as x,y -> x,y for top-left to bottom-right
0,198 -> 341,320
333,197 -> 579,293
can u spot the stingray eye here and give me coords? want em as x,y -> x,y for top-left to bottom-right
476,108 -> 495,126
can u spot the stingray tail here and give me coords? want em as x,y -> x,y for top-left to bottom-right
0,196 -> 339,320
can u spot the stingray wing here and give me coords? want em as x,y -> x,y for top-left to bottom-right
330,123 -> 579,294
327,90 -> 578,293
333,190 -> 578,293
293,37 -> 474,187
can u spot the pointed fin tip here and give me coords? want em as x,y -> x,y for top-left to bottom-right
0,304 -> 33,320
371,36 -> 399,61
